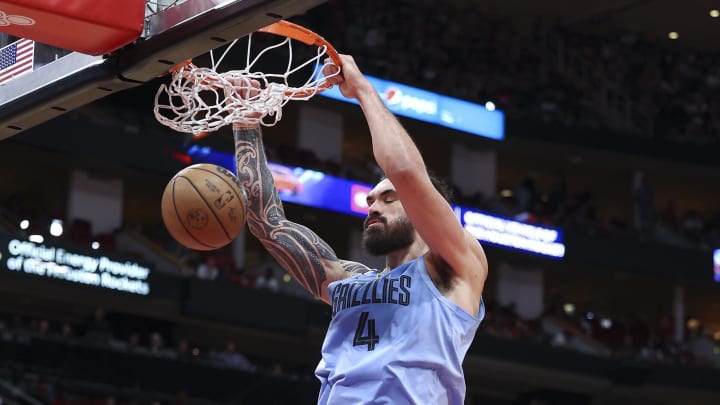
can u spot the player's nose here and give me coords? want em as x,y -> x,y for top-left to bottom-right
367,200 -> 382,216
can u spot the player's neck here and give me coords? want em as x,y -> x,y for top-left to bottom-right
384,238 -> 428,270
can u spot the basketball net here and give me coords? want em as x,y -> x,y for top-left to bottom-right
153,20 -> 341,138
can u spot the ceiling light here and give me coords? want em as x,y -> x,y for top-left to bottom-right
668,32 -> 679,40
711,9 -> 720,18
49,219 -> 63,237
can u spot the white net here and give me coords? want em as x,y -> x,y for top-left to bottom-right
154,30 -> 340,136
145,0 -> 186,18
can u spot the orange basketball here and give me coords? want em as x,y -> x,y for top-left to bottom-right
161,163 -> 247,251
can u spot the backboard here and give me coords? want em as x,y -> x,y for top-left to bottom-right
0,0 -> 328,140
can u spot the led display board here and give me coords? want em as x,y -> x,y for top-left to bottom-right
319,75 -> 505,140
0,236 -> 150,295
188,147 -> 564,259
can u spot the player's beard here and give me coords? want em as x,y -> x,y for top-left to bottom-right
362,215 -> 415,256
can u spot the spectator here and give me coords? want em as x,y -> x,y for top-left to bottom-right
176,338 -> 192,362
83,307 -> 113,346
127,332 -> 142,353
255,267 -> 280,292
196,256 -> 220,281
229,266 -> 256,288
36,319 -> 50,336
211,340 -> 256,372
149,331 -> 173,357
60,322 -> 74,338
633,171 -> 656,238
680,209 -> 704,241
514,175 -> 539,214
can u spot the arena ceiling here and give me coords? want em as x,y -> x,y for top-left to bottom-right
481,0 -> 720,51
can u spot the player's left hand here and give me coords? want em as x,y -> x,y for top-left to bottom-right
228,77 -> 263,129
228,77 -> 262,100
322,55 -> 373,100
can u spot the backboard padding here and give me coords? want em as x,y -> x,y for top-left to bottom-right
0,0 -> 328,140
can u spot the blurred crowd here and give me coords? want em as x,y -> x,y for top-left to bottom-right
226,135 -> 720,253
301,0 -> 720,144
2,1 -> 720,402
1,191 -> 719,403
497,172 -> 720,250
482,299 -> 719,370
0,297 -> 717,405
4,196 -> 720,371
554,27 -> 720,143
0,308 -> 313,405
293,0 -> 720,249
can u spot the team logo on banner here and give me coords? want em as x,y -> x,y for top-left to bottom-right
0,11 -> 36,26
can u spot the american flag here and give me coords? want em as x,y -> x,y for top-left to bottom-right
0,38 -> 35,85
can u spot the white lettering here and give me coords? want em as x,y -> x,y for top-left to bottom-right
8,239 -> 55,261
399,94 -> 437,115
4,239 -> 150,295
462,211 -> 565,258
7,256 -> 22,271
98,257 -> 150,279
22,258 -> 47,275
64,269 -> 101,285
101,273 -> 150,295
465,226 -> 566,258
56,249 -> 99,271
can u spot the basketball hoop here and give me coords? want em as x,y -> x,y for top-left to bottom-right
153,20 -> 342,138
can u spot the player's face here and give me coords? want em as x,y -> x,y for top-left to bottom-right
362,179 -> 415,256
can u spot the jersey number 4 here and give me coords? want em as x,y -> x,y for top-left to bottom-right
353,311 -> 379,351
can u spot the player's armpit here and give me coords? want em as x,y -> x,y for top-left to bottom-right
391,172 -> 488,303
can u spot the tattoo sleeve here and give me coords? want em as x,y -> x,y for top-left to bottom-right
234,127 -> 366,298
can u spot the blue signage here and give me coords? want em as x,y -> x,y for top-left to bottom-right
714,249 -> 720,282
456,207 -> 564,259
186,145 -> 371,218
187,146 -> 563,259
319,75 -> 505,140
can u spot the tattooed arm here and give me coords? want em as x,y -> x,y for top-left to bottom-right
234,125 -> 370,304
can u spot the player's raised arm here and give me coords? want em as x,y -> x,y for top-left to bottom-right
324,55 -> 488,313
233,124 -> 369,303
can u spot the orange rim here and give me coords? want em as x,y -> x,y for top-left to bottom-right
258,20 -> 342,98
171,21 -> 341,94
257,20 -> 341,66
168,58 -> 193,73
178,20 -> 342,140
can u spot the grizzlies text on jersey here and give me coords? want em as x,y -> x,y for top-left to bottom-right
315,257 -> 485,405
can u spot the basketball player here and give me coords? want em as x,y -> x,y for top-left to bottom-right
232,54 -> 488,404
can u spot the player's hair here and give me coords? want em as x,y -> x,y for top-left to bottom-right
428,171 -> 454,203
380,170 -> 454,203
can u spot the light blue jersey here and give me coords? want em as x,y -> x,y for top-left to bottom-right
316,257 -> 484,405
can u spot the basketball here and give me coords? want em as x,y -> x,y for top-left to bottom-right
161,163 -> 248,251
